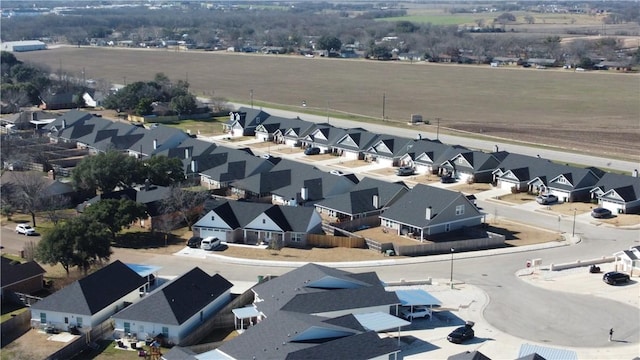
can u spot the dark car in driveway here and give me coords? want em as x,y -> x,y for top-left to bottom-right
591,207 -> 612,218
395,166 -> 415,176
447,321 -> 475,343
187,236 -> 202,248
602,271 -> 630,285
304,147 -> 321,155
440,175 -> 456,183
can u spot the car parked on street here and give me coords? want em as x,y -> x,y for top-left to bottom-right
395,166 -> 415,176
602,271 -> 630,285
447,321 -> 475,344
15,224 -> 36,236
536,194 -> 558,205
591,207 -> 612,218
400,306 -> 431,320
304,147 -> 321,155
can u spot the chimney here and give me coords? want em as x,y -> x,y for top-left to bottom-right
372,194 -> 379,209
48,169 -> 55,180
185,148 -> 190,159
301,187 -> 309,201
153,139 -> 158,150
61,119 -> 66,129
144,178 -> 151,191
425,206 -> 432,220
633,169 -> 638,178
191,160 -> 197,173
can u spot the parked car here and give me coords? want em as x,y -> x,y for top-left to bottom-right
400,306 -> 431,320
536,194 -> 558,205
440,175 -> 456,183
447,321 -> 475,344
591,207 -> 612,218
187,236 -> 202,248
602,271 -> 630,285
15,224 -> 36,236
200,236 -> 222,251
395,166 -> 415,176
304,147 -> 321,155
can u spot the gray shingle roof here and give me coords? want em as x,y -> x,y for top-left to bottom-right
380,184 -> 481,228
198,146 -> 273,181
285,331 -> 400,360
314,178 -> 408,216
253,263 -> 398,318
113,268 -> 232,325
31,260 -> 145,316
592,172 -> 640,202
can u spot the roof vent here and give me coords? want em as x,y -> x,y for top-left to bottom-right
425,206 -> 432,220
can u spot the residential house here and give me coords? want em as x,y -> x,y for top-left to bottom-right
82,89 -> 105,108
528,164 -> 602,203
1,110 -> 57,130
154,137 -> 218,178
380,184 -> 485,239
193,199 -> 323,247
30,260 -> 146,332
126,124 -> 190,158
363,134 -> 414,167
492,153 -> 556,191
42,109 -> 94,141
0,257 -> 46,301
253,115 -> 301,142
448,350 -> 492,360
314,177 -> 409,221
274,118 -> 317,147
300,123 -> 345,154
612,246 -> 640,273
39,92 -> 79,110
198,146 -> 274,190
590,172 -> 640,214
401,140 -> 466,175
49,113 -> 115,146
332,127 -> 379,160
223,107 -> 270,137
440,150 -> 508,183
112,268 -> 233,344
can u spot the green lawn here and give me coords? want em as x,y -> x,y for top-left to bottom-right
166,118 -> 228,136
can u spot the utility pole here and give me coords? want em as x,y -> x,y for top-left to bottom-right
436,117 -> 441,140
450,248 -> 455,289
326,101 -> 330,124
382,92 -> 386,120
250,89 -> 254,109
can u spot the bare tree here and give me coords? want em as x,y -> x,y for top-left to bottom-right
7,172 -> 48,227
40,194 -> 72,225
161,185 -> 209,231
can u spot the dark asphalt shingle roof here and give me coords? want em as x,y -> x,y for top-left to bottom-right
286,331 -> 400,360
591,172 -> 640,202
1,257 -> 46,288
113,268 -> 232,325
31,260 -> 145,316
198,146 -> 273,181
448,350 -> 492,360
315,178 -> 408,215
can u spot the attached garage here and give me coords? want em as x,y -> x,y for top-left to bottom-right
196,227 -> 228,241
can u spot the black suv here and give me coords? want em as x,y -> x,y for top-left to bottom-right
602,271 -> 630,285
447,321 -> 475,344
304,147 -> 321,155
187,236 -> 202,248
395,166 -> 415,176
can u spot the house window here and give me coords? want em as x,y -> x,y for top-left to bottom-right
262,219 -> 266,224
211,216 -> 215,221
40,313 -> 46,324
77,317 -> 83,327
64,317 -> 68,324
457,157 -> 464,164
445,223 -> 451,232
455,205 -> 465,215
557,177 -> 568,184
291,233 -> 303,242
162,327 -> 169,338
124,322 -> 131,334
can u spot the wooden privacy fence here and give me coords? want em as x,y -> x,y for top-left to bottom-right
0,310 -> 31,347
307,234 -> 365,249
46,320 -> 114,360
394,232 -> 505,257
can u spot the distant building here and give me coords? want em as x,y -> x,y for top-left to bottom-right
1,40 -> 47,52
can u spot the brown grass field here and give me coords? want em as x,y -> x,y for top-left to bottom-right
16,46 -> 639,160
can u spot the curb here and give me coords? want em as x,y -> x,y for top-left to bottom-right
175,236 -> 574,268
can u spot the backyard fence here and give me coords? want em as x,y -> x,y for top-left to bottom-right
0,309 -> 31,347
307,234 -> 365,248
393,232 -> 505,256
45,320 -> 114,360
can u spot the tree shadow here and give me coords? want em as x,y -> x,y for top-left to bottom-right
113,231 -> 183,249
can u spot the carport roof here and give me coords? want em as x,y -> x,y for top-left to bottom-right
232,306 -> 261,320
395,289 -> 442,306
353,312 -> 410,332
125,263 -> 161,278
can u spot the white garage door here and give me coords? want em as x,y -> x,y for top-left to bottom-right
198,228 -> 227,241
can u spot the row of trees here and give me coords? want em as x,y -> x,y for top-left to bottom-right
103,73 -> 199,116
71,151 -> 185,194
